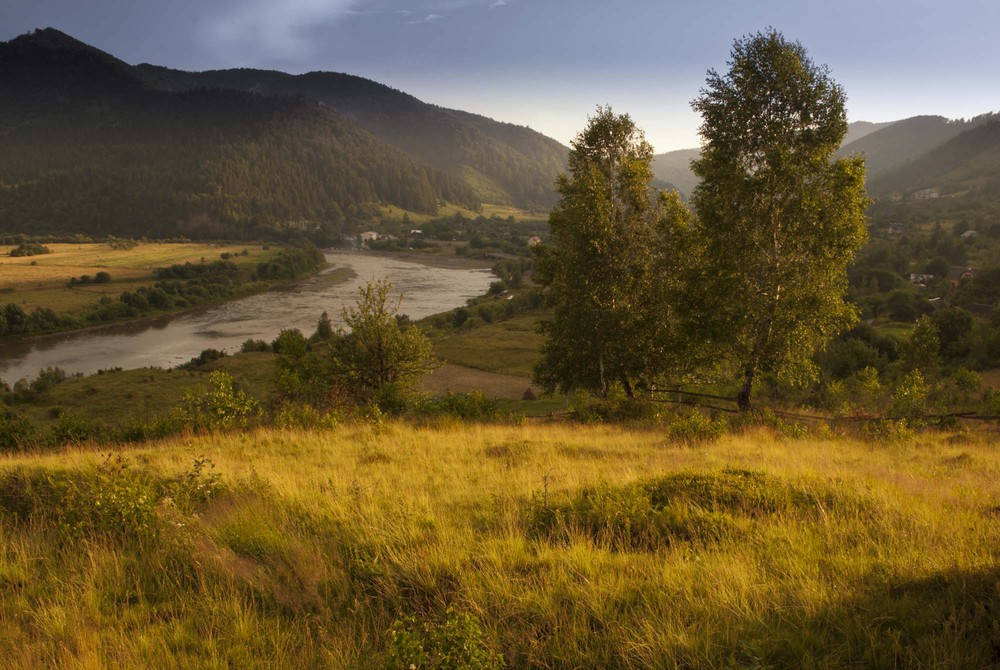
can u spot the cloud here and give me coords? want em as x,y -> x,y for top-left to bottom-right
202,0 -> 372,62
489,0 -> 507,8
406,13 -> 443,24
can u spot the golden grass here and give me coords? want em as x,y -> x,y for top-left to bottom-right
1,422 -> 999,667
0,242 -> 273,313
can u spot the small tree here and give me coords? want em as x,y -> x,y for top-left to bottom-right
690,29 -> 869,410
334,279 -> 437,405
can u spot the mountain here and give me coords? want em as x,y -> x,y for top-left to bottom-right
0,28 -> 570,240
841,120 -> 894,146
836,115 -> 996,178
134,65 -> 568,209
0,29 -> 485,239
868,120 -> 1000,199
650,121 -> 894,198
650,149 -> 700,199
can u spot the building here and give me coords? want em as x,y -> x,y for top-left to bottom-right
960,230 -> 979,241
527,235 -> 543,247
947,266 -> 976,288
359,231 -> 379,243
913,187 -> 940,200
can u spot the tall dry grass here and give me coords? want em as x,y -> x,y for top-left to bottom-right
0,422 -> 998,668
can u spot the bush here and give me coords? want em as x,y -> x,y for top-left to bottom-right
175,371 -> 260,432
666,410 -> 728,444
0,412 -> 35,451
569,390 -> 656,423
49,413 -> 103,446
385,608 -> 502,670
889,370 -> 929,420
9,243 -> 51,257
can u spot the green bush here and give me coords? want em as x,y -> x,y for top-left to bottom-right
0,412 -> 35,451
385,607 -> 502,670
666,410 -> 728,444
175,371 -> 260,432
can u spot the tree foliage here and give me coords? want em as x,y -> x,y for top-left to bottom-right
334,279 -> 438,404
690,29 -> 869,410
533,107 -> 691,398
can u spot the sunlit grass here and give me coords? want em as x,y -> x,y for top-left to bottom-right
1,422 -> 998,667
0,242 -> 275,313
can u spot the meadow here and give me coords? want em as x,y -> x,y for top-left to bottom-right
1,420 -> 998,668
0,242 -> 277,314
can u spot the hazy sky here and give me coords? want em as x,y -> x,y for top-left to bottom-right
2,0 -> 998,152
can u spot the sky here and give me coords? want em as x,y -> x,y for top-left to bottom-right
1,0 -> 998,152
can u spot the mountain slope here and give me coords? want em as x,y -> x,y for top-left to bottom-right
0,29 -> 477,239
650,149 -> 700,198
650,121 -> 895,198
841,120 -> 894,146
868,120 -> 1000,199
836,115 -> 996,178
136,65 -> 569,209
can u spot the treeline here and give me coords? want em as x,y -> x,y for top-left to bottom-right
0,246 -> 324,339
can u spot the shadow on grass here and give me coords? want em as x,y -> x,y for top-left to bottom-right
728,565 -> 1000,668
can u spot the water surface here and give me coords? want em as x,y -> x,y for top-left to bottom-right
0,252 -> 492,382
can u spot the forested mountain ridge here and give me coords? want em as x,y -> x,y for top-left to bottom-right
651,117 -> 1000,199
135,64 -> 569,209
0,28 -> 566,240
868,120 -> 1000,199
836,114 -> 997,178
651,121 -> 896,198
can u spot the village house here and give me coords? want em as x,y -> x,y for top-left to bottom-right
527,235 -> 543,247
947,266 -> 976,288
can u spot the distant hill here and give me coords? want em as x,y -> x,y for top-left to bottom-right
836,115 -> 997,178
651,121 -> 894,198
841,120 -> 894,146
650,149 -> 700,199
135,65 -> 568,209
0,28 -> 573,240
0,29 -> 484,239
868,120 -> 1000,199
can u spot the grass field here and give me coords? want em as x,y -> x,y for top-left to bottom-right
10,353 -> 279,432
432,312 -> 546,378
0,242 -> 277,314
0,422 -> 998,667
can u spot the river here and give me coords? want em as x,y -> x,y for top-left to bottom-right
0,252 -> 493,383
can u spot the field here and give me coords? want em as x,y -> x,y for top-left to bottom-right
0,422 -> 998,668
432,312 -> 545,378
0,242 -> 278,314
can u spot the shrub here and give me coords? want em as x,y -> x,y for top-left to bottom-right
385,607 -> 502,670
49,413 -> 103,446
0,412 -> 35,451
666,410 -> 728,444
889,370 -> 929,420
175,371 -> 260,432
9,243 -> 51,257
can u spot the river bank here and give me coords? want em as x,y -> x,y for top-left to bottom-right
0,252 -> 494,382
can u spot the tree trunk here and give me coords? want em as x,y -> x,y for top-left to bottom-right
737,367 -> 754,412
621,373 -> 635,400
